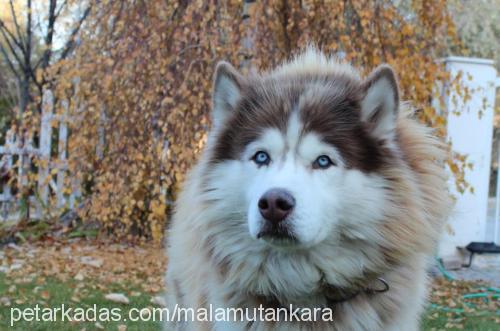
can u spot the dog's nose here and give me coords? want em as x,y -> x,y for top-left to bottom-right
258,189 -> 295,224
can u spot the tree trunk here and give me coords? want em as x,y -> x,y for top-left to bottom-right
240,0 -> 257,72
18,74 -> 30,114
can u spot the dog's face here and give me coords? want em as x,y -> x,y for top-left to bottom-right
241,115 -> 390,249
206,54 -> 400,250
243,120 -> 350,247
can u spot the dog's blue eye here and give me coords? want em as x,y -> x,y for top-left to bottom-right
253,151 -> 270,166
313,155 -> 334,169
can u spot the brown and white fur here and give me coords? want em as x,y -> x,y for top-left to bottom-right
165,48 -> 451,331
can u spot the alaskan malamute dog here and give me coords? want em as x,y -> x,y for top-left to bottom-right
165,48 -> 450,330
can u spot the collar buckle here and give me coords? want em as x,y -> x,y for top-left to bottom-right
364,277 -> 390,294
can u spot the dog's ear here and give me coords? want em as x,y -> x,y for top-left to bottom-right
360,65 -> 399,140
212,61 -> 244,128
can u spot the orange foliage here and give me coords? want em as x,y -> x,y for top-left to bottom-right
41,0 -> 469,242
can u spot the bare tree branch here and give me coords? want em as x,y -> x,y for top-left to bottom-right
0,19 -> 25,52
54,0 -> 68,21
16,0 -> 33,113
39,0 -> 58,70
25,0 -> 32,69
0,25 -> 24,69
9,0 -> 26,49
24,61 -> 42,90
59,4 -> 92,60
0,42 -> 20,76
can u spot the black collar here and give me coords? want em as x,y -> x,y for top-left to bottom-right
253,278 -> 390,308
324,277 -> 390,304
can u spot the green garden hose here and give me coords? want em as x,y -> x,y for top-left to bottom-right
432,257 -> 500,315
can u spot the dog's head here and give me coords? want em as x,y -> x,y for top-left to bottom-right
204,49 -> 400,250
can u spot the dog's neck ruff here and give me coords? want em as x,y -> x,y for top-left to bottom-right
254,278 -> 390,308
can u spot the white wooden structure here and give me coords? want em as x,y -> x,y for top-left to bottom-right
438,57 -> 498,264
0,90 -> 79,221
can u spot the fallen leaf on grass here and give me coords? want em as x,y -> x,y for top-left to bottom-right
7,243 -> 21,251
74,272 -> 85,281
105,293 -> 130,304
35,277 -> 46,285
81,256 -> 103,268
40,290 -> 50,300
0,297 -> 11,306
151,296 -> 166,306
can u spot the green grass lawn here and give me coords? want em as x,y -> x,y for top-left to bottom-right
0,274 -> 161,330
422,312 -> 499,331
0,273 -> 498,330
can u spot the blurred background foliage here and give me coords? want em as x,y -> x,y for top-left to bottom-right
0,0 -> 497,243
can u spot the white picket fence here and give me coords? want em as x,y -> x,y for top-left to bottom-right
0,90 -> 80,221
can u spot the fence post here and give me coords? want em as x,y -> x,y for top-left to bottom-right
0,130 -> 15,220
18,132 -> 31,188
56,100 -> 69,209
37,89 -> 53,216
3,130 -> 15,201
20,131 -> 33,219
69,77 -> 82,210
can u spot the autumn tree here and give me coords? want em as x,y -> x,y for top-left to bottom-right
40,0 -> 468,242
